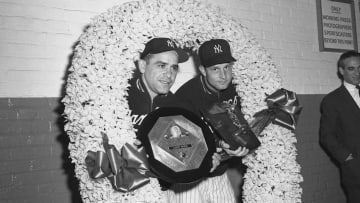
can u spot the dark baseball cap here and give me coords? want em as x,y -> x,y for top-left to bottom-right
140,38 -> 189,63
199,39 -> 236,67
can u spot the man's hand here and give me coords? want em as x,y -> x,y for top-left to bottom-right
210,148 -> 223,173
219,140 -> 249,157
133,139 -> 142,147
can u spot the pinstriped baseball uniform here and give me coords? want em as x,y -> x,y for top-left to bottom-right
172,75 -> 244,203
166,173 -> 236,203
171,39 -> 246,203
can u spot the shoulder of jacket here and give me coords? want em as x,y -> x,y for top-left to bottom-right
176,76 -> 200,93
321,86 -> 344,105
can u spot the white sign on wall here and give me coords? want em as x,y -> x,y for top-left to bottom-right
317,0 -> 358,52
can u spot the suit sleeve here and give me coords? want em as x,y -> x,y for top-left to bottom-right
319,98 -> 351,163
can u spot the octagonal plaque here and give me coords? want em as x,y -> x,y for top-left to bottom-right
138,107 -> 216,184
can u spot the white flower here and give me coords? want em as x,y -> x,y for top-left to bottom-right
63,0 -> 303,202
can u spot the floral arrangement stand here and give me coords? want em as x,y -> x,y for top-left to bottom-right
62,0 -> 303,202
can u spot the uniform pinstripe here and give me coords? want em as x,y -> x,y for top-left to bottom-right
166,173 -> 236,203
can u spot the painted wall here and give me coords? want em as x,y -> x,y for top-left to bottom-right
0,98 -> 81,203
0,0 -> 359,203
0,0 -> 359,97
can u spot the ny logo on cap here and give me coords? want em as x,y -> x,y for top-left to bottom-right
167,40 -> 175,48
213,44 -> 223,54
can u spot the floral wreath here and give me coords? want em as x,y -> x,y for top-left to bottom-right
63,0 -> 303,202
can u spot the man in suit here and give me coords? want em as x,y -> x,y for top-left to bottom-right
320,51 -> 360,203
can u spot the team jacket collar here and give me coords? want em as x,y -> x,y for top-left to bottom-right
200,75 -> 219,96
136,77 -> 146,93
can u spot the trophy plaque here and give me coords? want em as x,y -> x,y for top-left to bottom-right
138,107 -> 216,184
202,102 -> 261,151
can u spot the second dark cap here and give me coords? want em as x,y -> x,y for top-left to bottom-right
199,39 -> 236,67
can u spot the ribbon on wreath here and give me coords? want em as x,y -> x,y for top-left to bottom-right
85,133 -> 154,192
250,88 -> 302,136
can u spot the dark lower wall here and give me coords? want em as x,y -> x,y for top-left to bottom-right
0,98 -> 81,203
0,96 -> 346,203
296,95 -> 345,203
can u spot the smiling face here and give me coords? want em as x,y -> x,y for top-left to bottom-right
139,50 -> 179,99
339,56 -> 360,85
200,62 -> 233,92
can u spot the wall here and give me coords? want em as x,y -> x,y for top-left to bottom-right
0,0 -> 130,97
296,95 -> 346,203
0,98 -> 81,203
0,0 -> 359,202
1,0 -> 360,97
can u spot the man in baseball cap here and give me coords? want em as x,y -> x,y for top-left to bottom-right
130,37 -> 189,105
128,37 -> 188,190
171,39 -> 248,203
196,38 -> 237,92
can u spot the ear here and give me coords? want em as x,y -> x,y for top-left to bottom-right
338,67 -> 344,76
199,65 -> 206,77
138,59 -> 146,73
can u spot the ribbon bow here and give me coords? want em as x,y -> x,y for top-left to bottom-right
85,133 -> 153,192
250,88 -> 302,136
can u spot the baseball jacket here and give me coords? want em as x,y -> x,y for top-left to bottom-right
175,75 -> 243,177
127,76 -> 175,132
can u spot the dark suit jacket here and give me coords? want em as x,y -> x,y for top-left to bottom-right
320,85 -> 360,185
